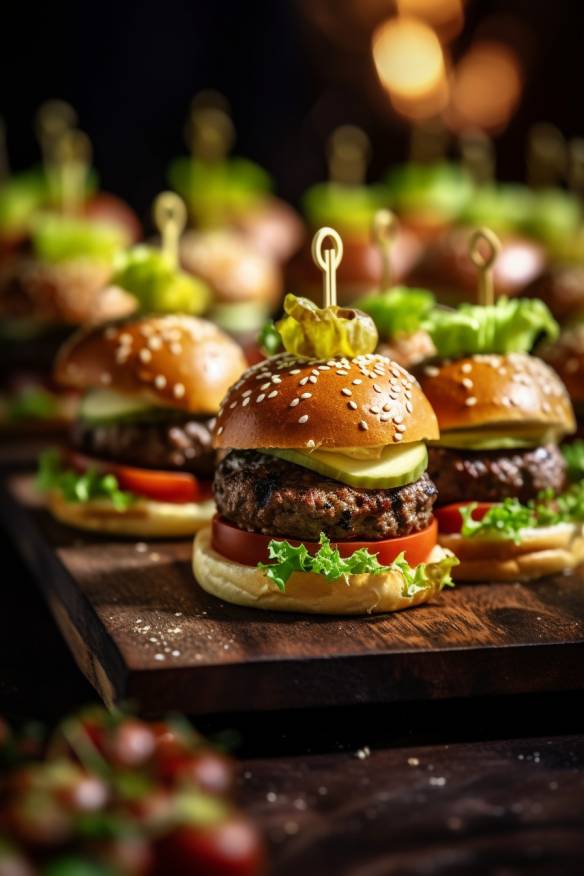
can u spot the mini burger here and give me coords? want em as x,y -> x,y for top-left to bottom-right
414,296 -> 584,581
539,322 -> 584,433
38,314 -> 247,537
193,287 -> 457,615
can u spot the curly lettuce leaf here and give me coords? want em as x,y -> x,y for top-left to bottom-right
258,532 -> 458,595
460,481 -> 584,542
525,188 -> 582,247
112,245 -> 210,315
0,168 -> 48,235
386,162 -> 473,220
32,214 -> 127,264
5,386 -> 59,422
563,440 -> 584,483
355,286 -> 434,338
37,449 -> 134,511
459,183 -> 534,234
422,297 -> 559,358
302,182 -> 389,234
276,293 -> 378,359
168,156 -> 271,227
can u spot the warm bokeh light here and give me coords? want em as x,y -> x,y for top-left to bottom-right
447,41 -> 522,133
395,0 -> 464,41
372,17 -> 445,101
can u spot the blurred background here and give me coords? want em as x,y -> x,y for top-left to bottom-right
1,0 -> 580,220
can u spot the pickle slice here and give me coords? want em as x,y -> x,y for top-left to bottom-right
265,442 -> 427,489
436,425 -> 561,451
79,389 -> 160,423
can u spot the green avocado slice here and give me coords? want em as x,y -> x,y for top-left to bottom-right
265,442 -> 428,489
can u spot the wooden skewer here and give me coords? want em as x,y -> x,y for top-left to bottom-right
311,226 -> 343,308
36,100 -> 77,173
372,208 -> 397,292
459,129 -> 494,186
469,227 -> 501,308
185,92 -> 234,163
409,118 -> 449,164
54,129 -> 91,215
327,125 -> 370,187
153,191 -> 187,269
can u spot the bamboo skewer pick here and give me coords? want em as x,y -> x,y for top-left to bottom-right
54,129 -> 91,215
469,227 -> 501,308
36,100 -> 77,174
312,227 -> 343,308
153,192 -> 187,269
409,118 -> 449,164
459,129 -> 494,186
186,92 -> 234,164
327,125 -> 370,187
372,208 -> 397,292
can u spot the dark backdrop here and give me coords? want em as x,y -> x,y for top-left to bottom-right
1,0 -> 583,224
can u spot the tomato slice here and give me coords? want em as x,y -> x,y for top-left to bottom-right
211,514 -> 437,568
67,451 -> 212,504
435,502 -> 494,534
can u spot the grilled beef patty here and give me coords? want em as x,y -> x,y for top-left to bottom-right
214,449 -> 437,541
72,415 -> 216,477
428,443 -> 566,506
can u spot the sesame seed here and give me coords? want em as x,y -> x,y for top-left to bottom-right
348,401 -> 358,410
299,377 -> 309,386
311,370 -> 319,376
394,433 -> 403,442
229,401 -> 237,409
359,421 -> 368,431
352,379 -> 362,385
289,398 -> 300,407
290,369 -> 301,375
373,384 -> 382,393
393,414 -> 403,424
465,396 -> 477,407
170,343 -> 182,356
100,372 -> 111,385
370,405 -> 380,414
154,375 -> 167,389
396,424 -> 406,432
405,402 -> 413,413
337,370 -> 348,376
298,415 -> 309,424
462,378 -> 473,389
268,390 -> 278,399
148,336 -> 162,351
217,426 -> 224,436
242,390 -> 252,398
318,365 -> 330,371
139,348 -> 152,363
272,376 -> 282,384
301,392 -> 312,399
174,383 -> 185,399
242,397 -> 250,407
383,403 -> 392,412
309,376 -> 317,384
119,333 -> 132,345
341,388 -> 352,397
424,365 -> 439,377
380,413 -> 391,422
261,382 -> 271,391
116,349 -> 130,363
461,363 -> 472,374
256,394 -> 266,403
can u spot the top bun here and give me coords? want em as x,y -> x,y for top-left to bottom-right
179,229 -> 282,306
540,325 -> 584,405
214,352 -> 439,450
55,314 -> 247,414
415,353 -> 575,434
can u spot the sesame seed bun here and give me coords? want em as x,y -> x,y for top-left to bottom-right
179,229 -> 282,306
440,522 -> 584,582
214,352 -> 439,450
54,314 -> 247,415
193,525 -> 452,614
48,490 -> 214,537
414,353 -> 575,436
539,325 -> 584,406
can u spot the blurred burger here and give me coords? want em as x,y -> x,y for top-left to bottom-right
524,263 -> 584,324
386,161 -> 474,241
539,323 -> 584,432
414,297 -> 583,581
38,314 -> 246,536
179,228 -> 282,345
193,292 -> 457,614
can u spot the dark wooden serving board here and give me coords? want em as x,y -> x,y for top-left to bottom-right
2,474 -> 584,715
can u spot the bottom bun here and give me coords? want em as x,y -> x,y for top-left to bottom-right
193,526 -> 453,615
439,522 -> 584,581
48,491 -> 215,538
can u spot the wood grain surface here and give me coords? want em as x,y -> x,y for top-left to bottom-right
242,735 -> 584,876
2,474 -> 584,715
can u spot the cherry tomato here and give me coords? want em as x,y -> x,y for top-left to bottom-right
83,193 -> 142,244
154,817 -> 265,876
157,751 -> 235,795
212,515 -> 438,568
434,502 -> 494,535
